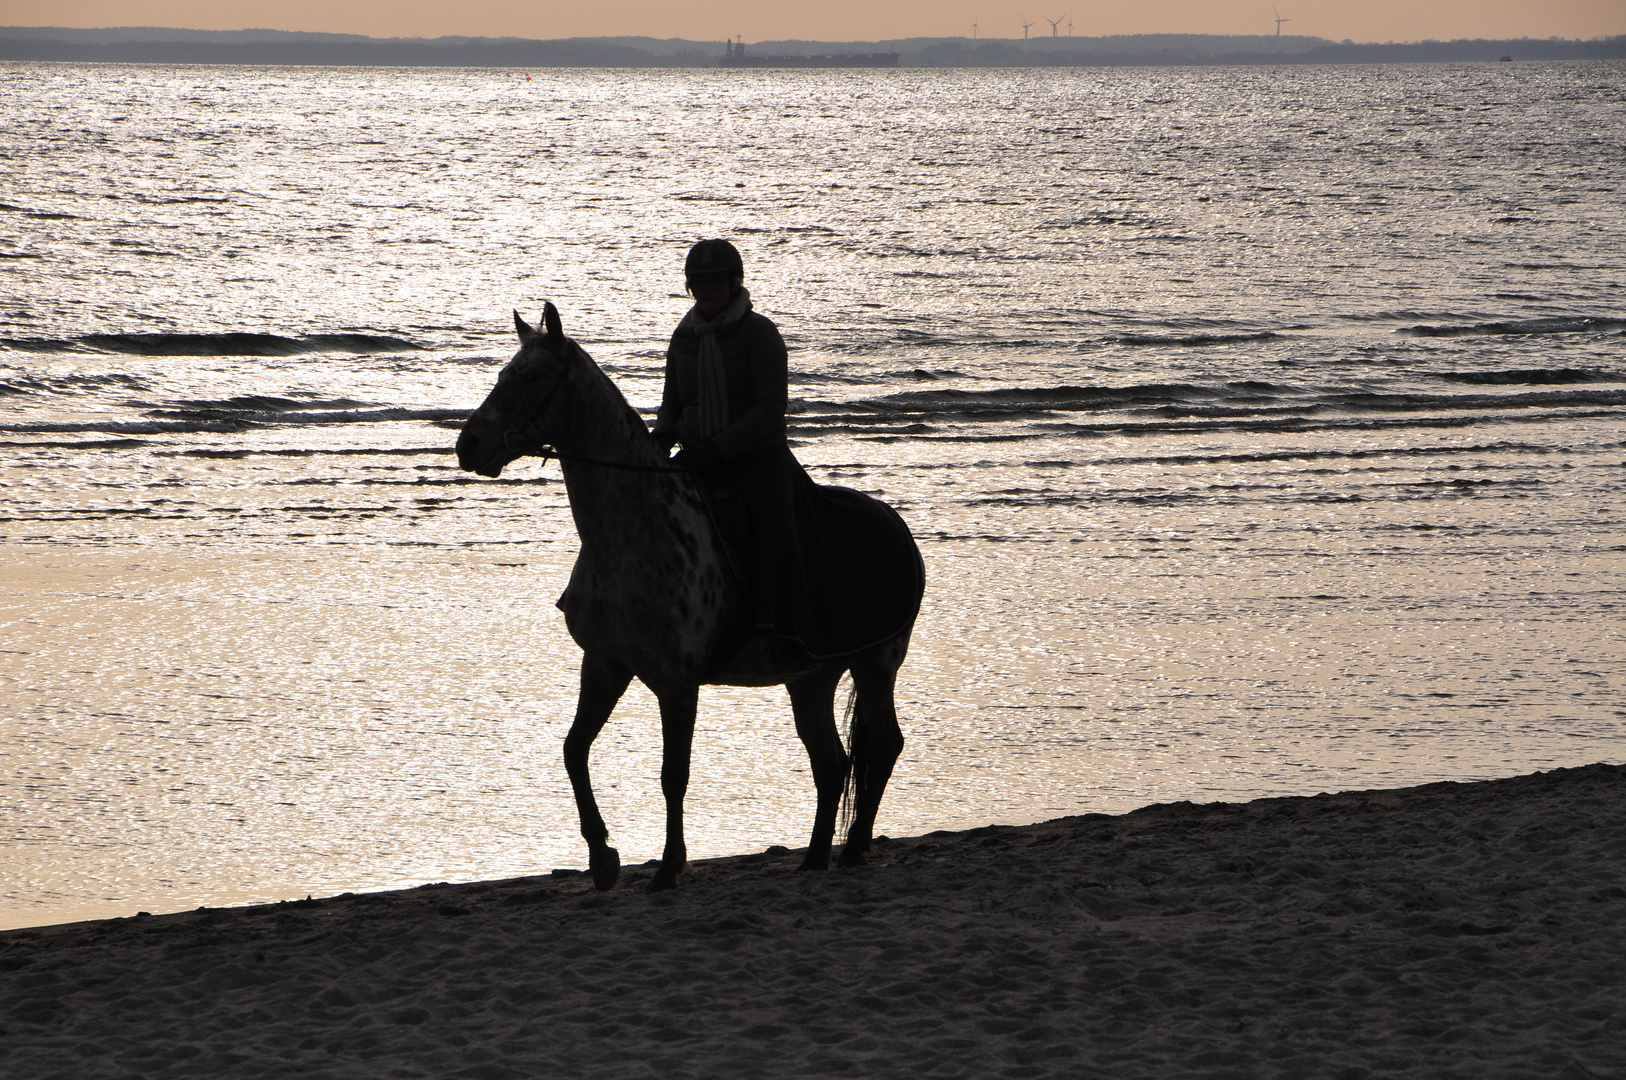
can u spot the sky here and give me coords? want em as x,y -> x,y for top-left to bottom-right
7,0 -> 1623,44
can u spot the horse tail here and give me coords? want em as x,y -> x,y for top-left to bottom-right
838,679 -> 862,839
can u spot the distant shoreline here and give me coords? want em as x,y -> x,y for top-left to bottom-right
3,27 -> 1623,68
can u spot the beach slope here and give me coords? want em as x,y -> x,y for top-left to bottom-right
3,764 -> 1623,1077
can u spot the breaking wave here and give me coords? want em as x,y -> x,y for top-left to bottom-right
1400,316 -> 1626,338
2,332 -> 424,356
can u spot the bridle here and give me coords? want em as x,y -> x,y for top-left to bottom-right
496,345 -> 687,475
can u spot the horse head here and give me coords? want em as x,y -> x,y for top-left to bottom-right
456,302 -> 575,478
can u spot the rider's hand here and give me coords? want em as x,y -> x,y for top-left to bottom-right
673,440 -> 724,474
651,429 -> 678,454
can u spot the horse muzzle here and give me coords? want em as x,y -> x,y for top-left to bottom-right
455,422 -> 513,478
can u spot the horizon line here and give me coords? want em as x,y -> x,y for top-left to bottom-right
6,25 -> 1626,47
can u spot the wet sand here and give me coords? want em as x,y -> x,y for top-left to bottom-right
3,763 -> 1623,1078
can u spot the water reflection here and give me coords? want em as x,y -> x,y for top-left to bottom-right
3,62 -> 1623,928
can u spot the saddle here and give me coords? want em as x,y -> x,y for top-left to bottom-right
697,467 -> 924,675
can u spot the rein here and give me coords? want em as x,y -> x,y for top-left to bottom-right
503,421 -> 745,591
505,433 -> 689,475
500,395 -> 692,474
483,331 -> 763,644
496,350 -> 689,475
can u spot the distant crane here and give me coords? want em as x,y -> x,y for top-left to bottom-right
1046,15 -> 1065,37
1273,6 -> 1291,35
1021,16 -> 1034,38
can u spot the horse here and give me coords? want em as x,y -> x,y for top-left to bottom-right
454,303 -> 924,892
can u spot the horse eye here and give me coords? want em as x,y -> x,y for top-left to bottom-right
498,363 -> 533,388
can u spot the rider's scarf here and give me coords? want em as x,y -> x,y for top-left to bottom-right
679,287 -> 753,440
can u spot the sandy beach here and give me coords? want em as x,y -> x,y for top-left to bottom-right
3,763 -> 1623,1078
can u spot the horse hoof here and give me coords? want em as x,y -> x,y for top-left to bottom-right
838,847 -> 868,868
647,868 -> 680,893
798,854 -> 831,872
590,846 -> 621,891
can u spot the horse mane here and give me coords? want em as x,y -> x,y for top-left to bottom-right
576,342 -> 657,450
536,333 -> 662,464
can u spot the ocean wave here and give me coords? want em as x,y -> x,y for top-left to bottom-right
0,407 -> 468,437
1324,388 -> 1626,413
0,201 -> 80,220
1337,309 -> 1481,325
1058,439 -> 1564,471
858,383 -> 1216,414
1038,405 -> 1626,439
1399,316 -> 1626,338
1,332 -> 424,356
817,333 -> 1054,356
831,381 -> 1626,424
846,381 -> 1312,418
143,405 -> 468,427
0,437 -> 151,451
787,370 -> 888,386
887,367 -> 973,382
1,418 -> 266,436
162,446 -> 451,459
843,413 -> 1560,444
826,396 -> 1625,444
0,371 -> 152,396
1433,368 -> 1622,386
1114,331 -> 1280,347
162,394 -> 377,413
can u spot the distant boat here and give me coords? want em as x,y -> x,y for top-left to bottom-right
1499,54 -> 1513,62
718,39 -> 899,68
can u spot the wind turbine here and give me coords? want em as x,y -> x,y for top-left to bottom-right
1067,19 -> 1074,35
1273,6 -> 1291,36
1046,15 -> 1064,37
1021,16 -> 1034,38
972,19 -> 978,39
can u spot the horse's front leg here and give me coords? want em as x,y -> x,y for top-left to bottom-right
564,653 -> 633,890
787,665 -> 849,871
650,684 -> 698,892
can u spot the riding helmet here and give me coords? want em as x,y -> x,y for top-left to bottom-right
684,238 -> 744,286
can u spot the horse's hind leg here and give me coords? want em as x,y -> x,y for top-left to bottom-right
650,684 -> 699,892
786,664 -> 849,872
564,653 -> 632,891
840,635 -> 909,867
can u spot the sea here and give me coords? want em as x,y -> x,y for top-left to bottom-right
2,60 -> 1623,930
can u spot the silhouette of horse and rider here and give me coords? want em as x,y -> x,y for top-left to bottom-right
456,240 -> 924,891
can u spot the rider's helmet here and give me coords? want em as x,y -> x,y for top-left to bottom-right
684,238 -> 745,290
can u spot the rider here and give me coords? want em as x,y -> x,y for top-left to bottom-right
651,238 -> 808,656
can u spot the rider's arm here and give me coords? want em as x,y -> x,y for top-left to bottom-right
651,328 -> 689,446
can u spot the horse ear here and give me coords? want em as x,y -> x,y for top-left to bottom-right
543,301 -> 563,345
514,310 -> 536,340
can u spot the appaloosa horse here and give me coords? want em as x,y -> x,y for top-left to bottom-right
455,304 -> 923,891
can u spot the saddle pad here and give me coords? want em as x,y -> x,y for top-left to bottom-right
705,470 -> 925,662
